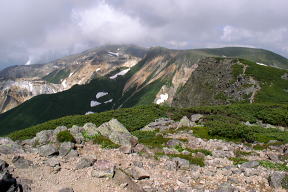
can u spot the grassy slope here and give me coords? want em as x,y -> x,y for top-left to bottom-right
8,103 -> 288,144
194,47 -> 288,69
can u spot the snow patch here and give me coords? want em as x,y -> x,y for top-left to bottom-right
104,99 -> 113,104
61,79 -> 67,88
96,92 -> 108,99
256,62 -> 268,66
90,100 -> 101,107
96,68 -> 101,72
108,51 -> 119,57
156,93 -> 169,104
85,111 -> 94,115
110,68 -> 130,79
68,72 -> 74,78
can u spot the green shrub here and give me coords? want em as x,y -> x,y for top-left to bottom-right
234,149 -> 252,157
56,130 -> 76,143
92,134 -> 120,149
188,149 -> 212,156
167,154 -> 205,167
229,157 -> 248,165
259,160 -> 288,171
132,130 -> 169,148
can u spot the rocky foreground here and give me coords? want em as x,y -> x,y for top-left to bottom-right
0,116 -> 288,192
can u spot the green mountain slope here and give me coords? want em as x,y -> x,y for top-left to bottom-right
193,47 -> 288,69
0,46 -> 288,136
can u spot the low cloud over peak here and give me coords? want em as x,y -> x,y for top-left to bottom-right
0,0 -> 288,69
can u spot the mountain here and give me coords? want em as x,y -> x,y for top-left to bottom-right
0,45 -> 146,113
0,46 -> 287,135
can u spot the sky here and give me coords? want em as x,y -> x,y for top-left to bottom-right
0,0 -> 288,69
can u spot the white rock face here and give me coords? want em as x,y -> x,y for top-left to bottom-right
110,68 -> 130,79
156,93 -> 169,104
96,92 -> 108,99
90,100 -> 101,107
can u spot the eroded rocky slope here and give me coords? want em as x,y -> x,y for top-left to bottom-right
1,115 -> 288,192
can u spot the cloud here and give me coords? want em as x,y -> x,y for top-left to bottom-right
0,0 -> 288,69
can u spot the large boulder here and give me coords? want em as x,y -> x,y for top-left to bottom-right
76,158 -> 96,170
69,126 -> 84,144
108,132 -> 138,147
0,159 -> 23,192
97,119 -> 129,137
0,138 -> 23,154
83,123 -> 98,137
38,144 -> 58,157
190,114 -> 203,122
177,116 -> 195,129
268,172 -> 288,189
12,156 -> 33,169
113,169 -> 144,192
59,142 -> 75,156
35,130 -> 53,145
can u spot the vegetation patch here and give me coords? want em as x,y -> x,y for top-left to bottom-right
229,157 -> 248,165
92,134 -> 120,149
259,160 -> 288,171
56,130 -> 76,143
155,152 -> 205,167
132,130 -> 169,149
234,149 -> 252,157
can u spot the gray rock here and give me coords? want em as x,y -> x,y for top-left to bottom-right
164,160 -> 177,171
113,168 -> 144,192
12,156 -> 33,169
46,158 -> 60,167
177,116 -> 196,129
0,138 -> 23,154
38,144 -> 58,157
190,114 -> 203,122
163,147 -> 180,155
108,132 -> 138,146
65,149 -> 79,158
119,145 -> 133,154
267,154 -> 279,162
0,159 -> 9,171
281,73 -> 288,80
172,157 -> 190,170
35,130 -> 53,145
83,123 -> 98,137
53,126 -> 68,136
268,172 -> 287,188
97,119 -> 130,136
59,142 -> 75,156
59,187 -> 74,192
126,167 -> 150,180
133,161 -> 144,168
141,118 -> 176,132
133,144 -> 145,153
69,125 -> 84,135
166,139 -> 182,147
240,161 -> 259,168
76,158 -> 96,169
91,160 -> 115,178
214,183 -> 236,192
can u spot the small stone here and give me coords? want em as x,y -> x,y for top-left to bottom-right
215,183 -> 236,192
59,187 -> 74,192
164,160 -> 177,171
126,167 -> 150,180
46,158 -> 60,167
166,139 -> 182,147
172,157 -> 190,170
133,161 -> 144,168
133,144 -> 145,153
119,145 -> 133,154
120,183 -> 128,188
